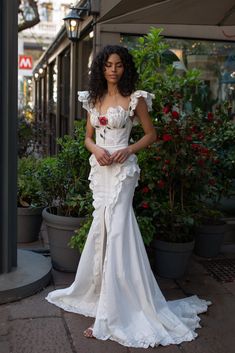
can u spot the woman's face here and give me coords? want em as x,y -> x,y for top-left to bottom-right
104,53 -> 124,84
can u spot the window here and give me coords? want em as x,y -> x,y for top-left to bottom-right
121,35 -> 235,111
39,2 -> 53,22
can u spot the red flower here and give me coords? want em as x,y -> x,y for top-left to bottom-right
99,116 -> 108,126
162,134 -> 173,142
200,147 -> 209,155
190,126 -> 197,133
207,112 -> 214,121
162,165 -> 168,172
191,143 -> 199,150
171,111 -> 179,119
141,186 -> 150,193
197,159 -> 205,166
209,178 -> 216,186
197,132 -> 204,140
185,135 -> 192,141
162,105 -> 171,114
164,159 -> 170,164
157,180 -> 165,189
155,156 -> 161,161
141,202 -> 149,209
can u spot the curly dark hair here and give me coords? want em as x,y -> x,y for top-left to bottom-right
88,45 -> 138,105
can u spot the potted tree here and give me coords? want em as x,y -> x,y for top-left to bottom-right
193,106 -> 234,257
40,121 -> 92,272
131,28 -> 226,278
17,156 -> 46,243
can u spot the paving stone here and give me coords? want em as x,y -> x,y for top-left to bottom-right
64,311 -> 128,353
186,256 -> 209,275
221,281 -> 235,295
129,344 -> 181,353
176,272 -> 228,299
52,269 -> 75,288
181,293 -> 235,353
163,288 -> 186,301
0,305 -> 10,336
8,286 -> 61,320
0,339 -> 10,353
155,277 -> 178,291
9,317 -> 74,353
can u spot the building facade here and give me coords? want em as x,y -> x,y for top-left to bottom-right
18,0 -> 72,110
32,0 -> 235,156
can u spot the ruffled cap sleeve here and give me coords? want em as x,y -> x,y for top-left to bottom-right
129,90 -> 155,117
77,91 -> 91,112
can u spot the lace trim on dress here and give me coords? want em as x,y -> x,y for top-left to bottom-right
92,294 -> 211,348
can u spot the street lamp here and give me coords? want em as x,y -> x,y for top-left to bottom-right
63,1 -> 99,42
63,7 -> 84,42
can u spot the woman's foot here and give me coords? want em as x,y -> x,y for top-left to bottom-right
83,326 -> 94,338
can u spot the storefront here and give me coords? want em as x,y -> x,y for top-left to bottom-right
33,0 -> 235,155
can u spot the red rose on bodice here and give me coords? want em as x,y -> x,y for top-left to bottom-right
99,116 -> 108,126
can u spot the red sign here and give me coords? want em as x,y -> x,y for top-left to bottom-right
19,55 -> 33,70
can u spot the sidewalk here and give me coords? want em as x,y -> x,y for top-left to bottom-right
1,244 -> 235,353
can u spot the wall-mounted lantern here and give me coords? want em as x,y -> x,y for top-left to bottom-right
63,0 -> 99,42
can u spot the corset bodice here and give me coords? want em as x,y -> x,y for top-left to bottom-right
78,90 -> 154,147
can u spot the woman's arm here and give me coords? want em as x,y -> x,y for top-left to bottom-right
85,113 -> 112,166
111,97 -> 156,163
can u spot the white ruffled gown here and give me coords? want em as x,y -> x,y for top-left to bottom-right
45,90 -> 211,348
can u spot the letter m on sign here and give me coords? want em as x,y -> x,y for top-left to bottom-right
19,55 -> 33,70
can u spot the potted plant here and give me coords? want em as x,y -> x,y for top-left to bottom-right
193,105 -> 235,256
18,105 -> 36,158
131,28 -> 225,278
207,107 -> 235,215
40,120 -> 92,272
17,156 -> 46,243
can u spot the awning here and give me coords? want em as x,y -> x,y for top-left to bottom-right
99,0 -> 235,25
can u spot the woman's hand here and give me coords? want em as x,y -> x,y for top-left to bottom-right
110,147 -> 133,164
94,146 -> 112,166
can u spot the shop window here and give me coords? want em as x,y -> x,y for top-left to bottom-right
121,35 -> 235,111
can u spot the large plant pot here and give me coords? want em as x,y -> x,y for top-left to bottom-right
42,207 -> 84,272
17,207 -> 43,243
194,222 -> 228,258
151,239 -> 195,279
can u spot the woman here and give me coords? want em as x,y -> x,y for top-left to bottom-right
46,45 -> 211,348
